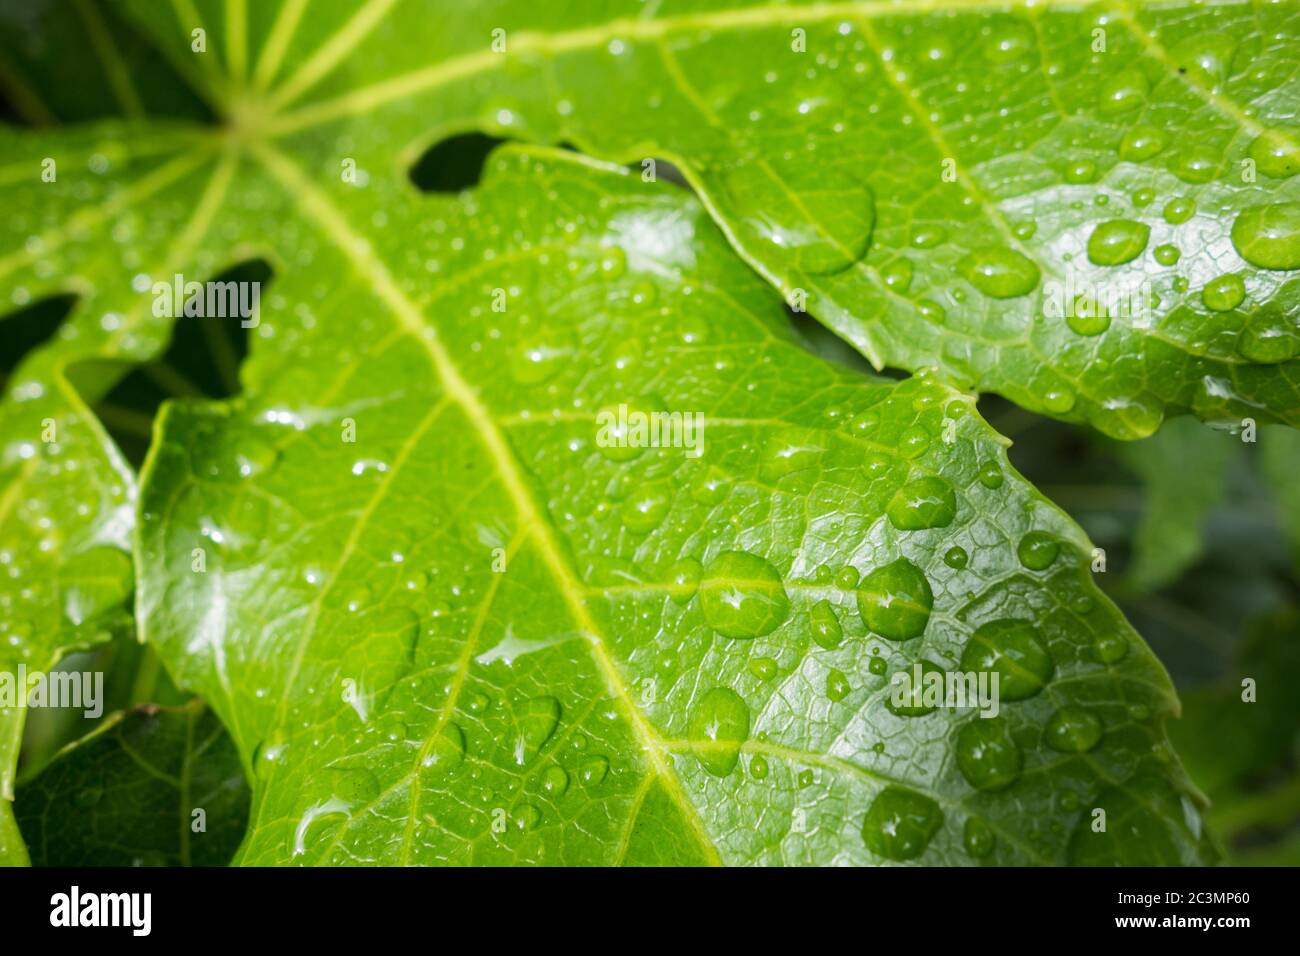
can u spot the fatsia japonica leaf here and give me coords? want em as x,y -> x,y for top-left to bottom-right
150,0 -> 1300,439
128,136 -> 1211,865
14,700 -> 249,866
0,0 -> 1233,867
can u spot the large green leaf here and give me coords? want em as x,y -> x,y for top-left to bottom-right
131,136 -> 1208,864
0,0 -> 1235,866
202,0 -> 1300,439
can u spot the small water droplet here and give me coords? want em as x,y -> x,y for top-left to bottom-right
1231,203 -> 1300,270
1017,530 -> 1060,570
886,476 -> 957,530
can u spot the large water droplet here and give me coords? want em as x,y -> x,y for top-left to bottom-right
1249,131 -> 1300,179
1017,530 -> 1060,570
687,687 -> 750,776
955,720 -> 1022,791
960,619 -> 1053,700
515,696 -> 561,765
885,659 -> 946,717
1045,706 -> 1103,752
959,248 -> 1040,298
1097,68 -> 1148,115
1201,273 -> 1246,312
861,787 -> 943,861
887,476 -> 957,530
857,558 -> 933,641
1231,203 -> 1300,270
623,480 -> 671,533
699,551 -> 791,639
420,723 -> 466,779
1087,219 -> 1150,266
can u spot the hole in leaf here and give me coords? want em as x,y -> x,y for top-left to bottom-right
408,132 -> 511,193
94,258 -> 272,465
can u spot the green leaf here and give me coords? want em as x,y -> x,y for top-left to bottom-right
222,0 -> 1300,438
0,1 -> 1229,866
129,137 -> 1210,865
14,700 -> 249,866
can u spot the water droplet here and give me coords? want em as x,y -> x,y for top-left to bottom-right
1162,197 -> 1195,225
976,460 -> 1004,489
748,656 -> 778,681
623,480 -> 671,533
834,565 -> 859,590
857,558 -> 933,641
960,619 -> 1054,700
542,764 -> 570,796
885,659 -> 946,716
826,669 -> 851,702
1132,187 -> 1156,208
749,754 -> 769,779
955,720 -> 1022,791
1249,131 -> 1300,179
798,769 -> 815,788
882,258 -> 913,291
420,723 -> 466,779
898,425 -> 931,459
1098,68 -> 1148,115
960,248 -> 1040,298
1231,203 -> 1300,270
580,755 -> 610,785
1087,219 -> 1150,266
1119,125 -> 1167,161
861,787 -> 943,861
760,429 -> 824,484
688,687 -> 750,776
964,817 -> 996,859
911,225 -> 947,249
1153,243 -> 1181,266
810,599 -> 843,650
1064,159 -> 1098,184
514,804 -> 542,830
1169,147 -> 1219,184
730,165 -> 874,274
1094,633 -> 1128,664
667,557 -> 702,604
510,337 -> 572,385
193,430 -> 279,482
1067,305 -> 1110,337
1201,273 -> 1246,312
886,476 -> 957,530
1017,531 -> 1060,570
1045,706 -> 1103,753
699,551 -> 791,639
944,545 -> 969,569
515,697 -> 561,765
